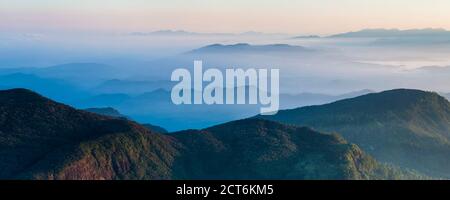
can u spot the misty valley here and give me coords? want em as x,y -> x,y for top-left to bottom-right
1,28 -> 450,180
170,60 -> 279,114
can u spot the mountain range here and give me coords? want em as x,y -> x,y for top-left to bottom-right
84,107 -> 127,118
0,73 -> 88,103
92,79 -> 174,95
84,107 -> 168,133
76,88 -> 375,131
257,89 -> 450,178
187,43 -> 312,54
330,28 -> 450,38
291,35 -> 321,39
329,28 -> 450,46
0,88 -> 425,180
0,63 -> 126,86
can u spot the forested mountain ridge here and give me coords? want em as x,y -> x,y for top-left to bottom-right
0,88 -> 424,179
257,89 -> 450,178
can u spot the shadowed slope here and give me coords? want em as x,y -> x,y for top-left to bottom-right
257,89 -> 450,178
0,89 -> 424,180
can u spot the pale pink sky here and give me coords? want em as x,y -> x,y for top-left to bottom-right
1,0 -> 450,35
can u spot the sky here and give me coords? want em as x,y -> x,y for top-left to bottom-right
1,0 -> 450,35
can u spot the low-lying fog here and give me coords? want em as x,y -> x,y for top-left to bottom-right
1,29 -> 450,130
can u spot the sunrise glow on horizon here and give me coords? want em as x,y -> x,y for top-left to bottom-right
1,0 -> 450,35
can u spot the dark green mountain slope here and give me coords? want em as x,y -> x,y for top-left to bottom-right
0,89 -> 424,179
172,119 -> 423,180
257,89 -> 450,178
0,88 -> 178,179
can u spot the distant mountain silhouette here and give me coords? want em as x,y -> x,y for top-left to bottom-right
93,79 -> 174,95
0,89 -> 422,180
187,43 -> 312,54
281,89 -> 374,109
84,107 -> 127,118
416,65 -> 450,74
0,73 -> 88,104
257,89 -> 450,178
291,35 -> 320,39
76,93 -> 131,108
330,28 -> 450,38
0,63 -> 125,86
74,87 -> 375,131
84,107 -> 168,133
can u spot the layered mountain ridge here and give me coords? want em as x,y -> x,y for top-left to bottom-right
0,88 -> 423,180
257,89 -> 450,178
